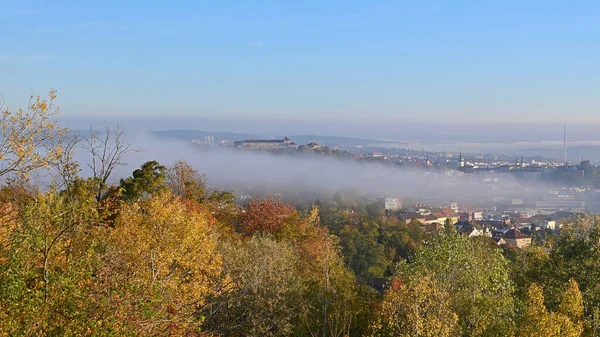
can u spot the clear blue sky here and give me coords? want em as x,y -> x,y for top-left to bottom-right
1,0 -> 599,124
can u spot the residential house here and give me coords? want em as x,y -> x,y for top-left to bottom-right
458,224 -> 484,238
503,228 -> 532,249
424,214 -> 440,225
494,237 -> 507,246
441,207 -> 459,224
424,222 -> 443,233
399,212 -> 425,224
431,212 -> 448,224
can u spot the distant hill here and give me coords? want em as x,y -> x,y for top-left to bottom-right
282,135 -> 401,147
150,129 -> 398,147
150,130 -> 258,141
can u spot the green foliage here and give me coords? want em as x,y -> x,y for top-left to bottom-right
506,245 -> 551,315
509,215 -> 600,335
396,231 -> 515,336
339,219 -> 388,281
0,187 -> 112,336
205,189 -> 240,228
547,217 -> 600,313
119,160 -> 166,202
320,207 -> 424,283
201,236 -> 304,337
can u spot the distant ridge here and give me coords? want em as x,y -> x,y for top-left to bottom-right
280,135 -> 402,146
150,129 -> 399,147
150,130 -> 258,141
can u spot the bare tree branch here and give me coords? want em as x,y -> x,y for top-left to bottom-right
49,131 -> 81,189
82,125 -> 137,201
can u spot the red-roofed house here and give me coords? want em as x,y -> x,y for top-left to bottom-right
503,228 -> 531,248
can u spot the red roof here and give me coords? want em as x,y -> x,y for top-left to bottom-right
504,228 -> 530,240
441,207 -> 456,218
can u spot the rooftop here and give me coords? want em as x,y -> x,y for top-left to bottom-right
504,228 -> 530,240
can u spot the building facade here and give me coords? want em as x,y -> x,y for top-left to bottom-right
233,137 -> 297,150
378,197 -> 402,211
503,228 -> 532,249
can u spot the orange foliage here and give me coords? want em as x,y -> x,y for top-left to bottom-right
239,197 -> 296,235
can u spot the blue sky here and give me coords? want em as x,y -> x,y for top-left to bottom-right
1,0 -> 599,125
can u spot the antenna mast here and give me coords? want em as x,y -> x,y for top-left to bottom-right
563,124 -> 567,165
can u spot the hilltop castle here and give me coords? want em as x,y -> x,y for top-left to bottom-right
233,136 -> 297,150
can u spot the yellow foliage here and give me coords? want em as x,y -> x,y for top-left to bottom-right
371,275 -> 459,337
519,284 -> 583,337
0,202 -> 17,264
0,90 -> 64,178
102,190 -> 223,335
559,278 -> 584,323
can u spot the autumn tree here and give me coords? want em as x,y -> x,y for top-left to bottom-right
0,187 -> 224,336
0,177 -> 34,224
370,273 -> 459,337
395,230 -> 515,336
204,189 -> 240,226
559,278 -> 584,325
0,91 -> 64,179
165,160 -> 206,201
298,231 -> 365,337
519,282 -> 583,337
201,236 -> 303,337
507,245 -> 551,314
519,284 -> 555,337
0,187 -> 109,336
50,131 -> 81,189
542,215 -> 600,330
239,196 -> 297,236
100,191 -> 223,335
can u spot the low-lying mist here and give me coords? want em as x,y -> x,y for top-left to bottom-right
66,131 -> 556,208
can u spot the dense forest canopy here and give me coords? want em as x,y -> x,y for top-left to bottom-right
2,93 -> 600,336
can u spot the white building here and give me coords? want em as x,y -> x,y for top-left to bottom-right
379,198 -> 402,211
233,137 -> 297,150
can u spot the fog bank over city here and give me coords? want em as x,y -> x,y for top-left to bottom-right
71,130 -> 555,207
62,116 -> 600,163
